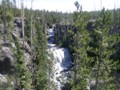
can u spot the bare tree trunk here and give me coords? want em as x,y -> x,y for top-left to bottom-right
94,58 -> 100,90
21,0 -> 24,48
3,6 -> 6,43
74,53 -> 77,87
31,0 -> 33,48
73,34 -> 77,87
3,22 -> 6,43
95,45 -> 102,90
48,61 -> 51,90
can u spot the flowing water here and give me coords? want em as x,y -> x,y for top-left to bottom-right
47,28 -> 73,90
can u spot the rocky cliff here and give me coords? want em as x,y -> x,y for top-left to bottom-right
0,18 -> 32,90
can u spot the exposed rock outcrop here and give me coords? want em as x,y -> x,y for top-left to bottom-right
0,18 -> 33,89
0,46 -> 14,74
0,74 -> 7,83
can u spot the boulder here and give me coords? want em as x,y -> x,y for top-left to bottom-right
19,40 -> 31,54
13,27 -> 21,38
11,43 -> 16,48
0,39 -> 4,45
24,53 -> 31,65
0,47 -> 14,74
14,18 -> 22,28
61,83 -> 71,90
0,74 -> 7,83
0,24 -> 4,34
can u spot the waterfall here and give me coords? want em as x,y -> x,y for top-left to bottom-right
47,28 -> 72,90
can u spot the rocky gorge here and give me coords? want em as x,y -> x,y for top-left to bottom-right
0,18 -> 32,89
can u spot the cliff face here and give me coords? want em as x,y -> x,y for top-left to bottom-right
0,19 -> 32,89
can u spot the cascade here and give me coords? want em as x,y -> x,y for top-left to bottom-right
47,28 -> 73,90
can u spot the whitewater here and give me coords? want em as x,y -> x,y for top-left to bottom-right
47,27 -> 72,90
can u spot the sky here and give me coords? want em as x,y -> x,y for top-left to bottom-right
20,0 -> 120,12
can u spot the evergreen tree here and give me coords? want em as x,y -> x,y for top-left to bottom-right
30,0 -> 33,48
13,37 -> 32,90
88,8 -> 119,90
21,0 -> 25,47
33,19 -> 48,90
70,1 -> 90,90
47,50 -> 55,90
0,0 -> 14,43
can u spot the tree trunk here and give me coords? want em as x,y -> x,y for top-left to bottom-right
95,43 -> 102,90
30,0 -> 33,48
21,0 -> 24,48
3,22 -> 6,43
73,34 -> 78,87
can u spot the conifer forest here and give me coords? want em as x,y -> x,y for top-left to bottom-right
0,0 -> 120,90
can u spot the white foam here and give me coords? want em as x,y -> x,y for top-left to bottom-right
47,28 -> 72,90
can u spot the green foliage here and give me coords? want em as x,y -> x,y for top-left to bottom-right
0,0 -> 14,23
88,8 -> 119,90
0,0 -> 14,42
25,17 -> 31,40
0,0 -> 120,89
47,50 -> 56,90
0,75 -> 14,90
14,38 -> 32,90
70,1 -> 91,90
33,19 -> 48,90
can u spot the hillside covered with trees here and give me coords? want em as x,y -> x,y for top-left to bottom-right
0,0 -> 120,90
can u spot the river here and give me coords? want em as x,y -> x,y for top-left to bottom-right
47,28 -> 72,90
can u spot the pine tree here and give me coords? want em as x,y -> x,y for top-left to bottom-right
33,18 -> 48,90
30,0 -> 33,48
47,50 -> 55,90
0,0 -> 14,43
21,0 -> 25,47
13,37 -> 32,90
88,8 -> 118,90
70,1 -> 90,90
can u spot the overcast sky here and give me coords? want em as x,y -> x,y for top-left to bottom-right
19,0 -> 120,12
